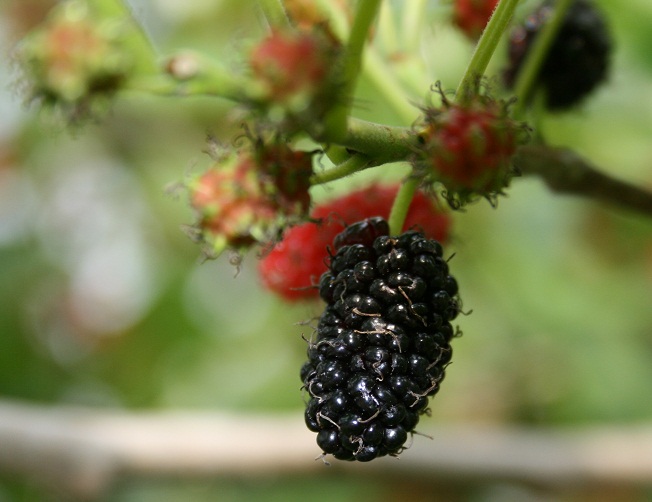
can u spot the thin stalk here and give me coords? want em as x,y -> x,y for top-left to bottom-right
456,0 -> 520,103
312,0 -> 350,40
258,0 -> 291,29
388,176 -> 420,235
126,74 -> 256,101
322,0 -> 382,141
512,0 -> 574,118
310,154 -> 371,185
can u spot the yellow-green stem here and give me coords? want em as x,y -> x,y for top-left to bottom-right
388,176 -> 420,236
310,154 -> 371,185
456,0 -> 520,103
322,0 -> 382,141
258,0 -> 291,29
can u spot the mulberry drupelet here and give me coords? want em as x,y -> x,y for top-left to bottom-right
301,217 -> 461,462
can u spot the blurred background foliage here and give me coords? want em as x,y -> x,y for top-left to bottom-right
1,0 -> 652,500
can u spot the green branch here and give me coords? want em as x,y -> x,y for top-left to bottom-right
258,0 -> 291,29
456,0 -> 521,103
310,154 -> 371,185
516,145 -> 652,216
388,176 -> 420,235
340,118 -> 415,162
322,0 -> 382,141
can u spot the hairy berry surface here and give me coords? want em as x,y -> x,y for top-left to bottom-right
302,217 -> 460,462
420,93 -> 522,206
189,143 -> 312,256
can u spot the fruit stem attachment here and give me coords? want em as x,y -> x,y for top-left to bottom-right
511,0 -> 574,119
310,154 -> 371,186
322,0 -> 382,141
340,118 -> 415,162
388,175 -> 420,236
455,0 -> 520,104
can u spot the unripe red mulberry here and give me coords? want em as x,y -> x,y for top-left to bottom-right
249,27 -> 342,128
258,183 -> 451,301
17,0 -> 137,121
418,88 -> 526,206
188,142 -> 313,256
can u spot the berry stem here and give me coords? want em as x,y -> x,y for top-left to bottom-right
310,153 -> 372,186
341,118 -> 415,162
311,0 -> 350,40
322,0 -> 382,141
455,0 -> 520,104
323,145 -> 353,165
258,0 -> 291,29
511,0 -> 574,119
388,176 -> 420,236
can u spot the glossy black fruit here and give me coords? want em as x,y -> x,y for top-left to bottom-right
302,218 -> 461,461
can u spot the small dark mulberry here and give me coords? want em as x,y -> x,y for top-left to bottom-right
301,218 -> 462,461
504,0 -> 611,110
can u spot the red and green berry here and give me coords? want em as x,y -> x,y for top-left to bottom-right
418,88 -> 526,206
249,27 -> 342,127
17,0 -> 135,121
188,141 -> 313,256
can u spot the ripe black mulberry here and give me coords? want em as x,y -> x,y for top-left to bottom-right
504,0 -> 611,110
301,217 -> 461,461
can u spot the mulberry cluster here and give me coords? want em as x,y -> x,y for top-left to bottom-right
302,218 -> 460,461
